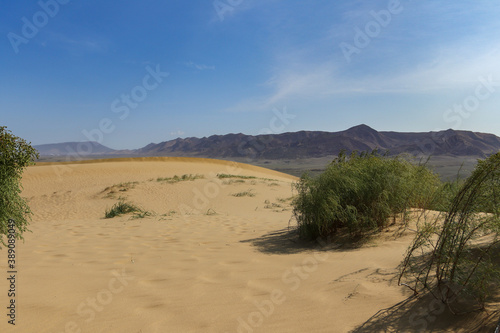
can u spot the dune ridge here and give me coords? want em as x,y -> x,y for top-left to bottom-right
34,156 -> 299,181
0,158 -> 493,332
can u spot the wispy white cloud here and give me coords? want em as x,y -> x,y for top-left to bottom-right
41,32 -> 108,54
225,45 -> 500,112
224,1 -> 500,113
208,0 -> 274,24
170,130 -> 185,137
184,61 -> 215,71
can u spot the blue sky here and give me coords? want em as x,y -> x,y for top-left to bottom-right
1,0 -> 500,149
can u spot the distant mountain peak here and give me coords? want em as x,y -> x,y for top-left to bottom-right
34,141 -> 115,156
346,124 -> 376,132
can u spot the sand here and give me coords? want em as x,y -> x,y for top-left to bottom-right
0,157 -> 496,332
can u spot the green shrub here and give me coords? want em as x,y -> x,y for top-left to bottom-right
426,180 -> 461,212
292,150 -> 441,240
0,126 -> 39,248
399,152 -> 500,312
105,201 -> 150,219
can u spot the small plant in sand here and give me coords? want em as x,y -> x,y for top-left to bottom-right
156,174 -> 204,184
104,201 -> 151,219
277,197 -> 294,203
158,211 -> 177,221
131,210 -> 153,219
217,173 -> 257,180
264,202 -> 283,210
205,208 -> 217,216
102,181 -> 139,198
222,179 -> 246,185
116,181 -> 139,189
232,190 -> 256,197
0,126 -> 39,248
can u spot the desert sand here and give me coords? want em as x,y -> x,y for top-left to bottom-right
0,157 -> 495,332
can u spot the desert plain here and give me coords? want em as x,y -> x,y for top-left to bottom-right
0,157 -> 497,332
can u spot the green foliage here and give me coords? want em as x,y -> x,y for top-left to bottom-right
130,210 -> 153,219
232,190 -> 255,197
156,174 -> 204,183
426,178 -> 463,212
217,174 -> 277,184
399,152 -> 500,312
222,179 -> 246,185
104,201 -> 151,219
292,150 -> 441,240
0,126 -> 39,247
102,181 -> 139,198
115,181 -> 139,189
217,173 -> 257,179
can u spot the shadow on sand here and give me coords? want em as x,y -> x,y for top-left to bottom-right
241,227 -> 500,332
349,293 -> 499,333
239,228 -> 317,255
239,227 -> 368,255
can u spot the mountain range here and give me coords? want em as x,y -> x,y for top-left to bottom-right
34,125 -> 500,160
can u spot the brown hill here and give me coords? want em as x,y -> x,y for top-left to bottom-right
136,125 -> 500,159
35,125 -> 500,160
34,141 -> 116,156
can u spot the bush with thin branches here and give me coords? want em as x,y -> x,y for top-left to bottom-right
399,152 -> 500,312
292,150 -> 440,240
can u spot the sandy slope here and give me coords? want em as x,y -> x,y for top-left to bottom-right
0,158 -> 495,332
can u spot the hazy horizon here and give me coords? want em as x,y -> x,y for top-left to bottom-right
2,1 -> 500,150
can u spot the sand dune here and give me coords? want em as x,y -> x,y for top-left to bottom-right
0,157 -> 494,332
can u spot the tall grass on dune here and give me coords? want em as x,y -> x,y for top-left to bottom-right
104,201 -> 151,219
292,150 -> 441,240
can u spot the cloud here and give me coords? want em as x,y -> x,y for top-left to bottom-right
208,0 -> 263,24
41,32 -> 108,55
184,61 -> 215,71
219,1 -> 500,114
170,130 -> 185,137
224,34 -> 500,113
